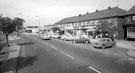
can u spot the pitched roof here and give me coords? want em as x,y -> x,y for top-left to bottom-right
83,7 -> 126,20
126,5 -> 135,15
55,15 -> 82,24
55,7 -> 127,25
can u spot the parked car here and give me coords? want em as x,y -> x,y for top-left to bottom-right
61,34 -> 74,41
51,34 -> 61,39
93,38 -> 116,49
61,34 -> 68,40
72,36 -> 90,43
40,33 -> 51,40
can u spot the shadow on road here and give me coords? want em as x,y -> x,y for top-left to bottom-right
17,42 -> 35,45
0,56 -> 38,73
0,43 -> 6,52
0,52 -> 9,55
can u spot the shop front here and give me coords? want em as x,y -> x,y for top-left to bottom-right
125,23 -> 135,40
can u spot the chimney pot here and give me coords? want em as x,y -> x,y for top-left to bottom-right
108,6 -> 111,9
96,9 -> 99,12
79,14 -> 81,16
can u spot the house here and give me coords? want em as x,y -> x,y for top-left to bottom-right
124,5 -> 135,40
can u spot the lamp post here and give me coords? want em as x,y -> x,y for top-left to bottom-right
36,16 -> 40,36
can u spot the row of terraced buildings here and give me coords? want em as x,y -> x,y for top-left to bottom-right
45,5 -> 135,40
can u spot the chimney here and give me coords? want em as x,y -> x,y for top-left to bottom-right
79,14 -> 81,16
86,11 -> 89,14
108,6 -> 111,9
116,5 -> 118,8
96,9 -> 99,12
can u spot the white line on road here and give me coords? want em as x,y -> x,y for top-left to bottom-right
44,42 -> 57,50
51,46 -> 57,50
64,53 -> 74,59
43,42 -> 74,59
88,66 -> 101,73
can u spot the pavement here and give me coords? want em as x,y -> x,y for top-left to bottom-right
116,40 -> 135,59
0,35 -> 21,73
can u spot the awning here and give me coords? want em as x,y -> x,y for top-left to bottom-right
86,28 -> 96,31
125,21 -> 135,27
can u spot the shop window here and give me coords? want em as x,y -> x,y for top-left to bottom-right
127,27 -> 135,38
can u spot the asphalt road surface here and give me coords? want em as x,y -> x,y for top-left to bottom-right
16,35 -> 135,73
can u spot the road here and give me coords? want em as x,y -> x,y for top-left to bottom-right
16,35 -> 135,73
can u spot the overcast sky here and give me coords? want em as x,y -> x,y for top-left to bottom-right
0,0 -> 135,26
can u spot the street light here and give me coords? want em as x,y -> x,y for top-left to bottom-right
36,16 -> 40,36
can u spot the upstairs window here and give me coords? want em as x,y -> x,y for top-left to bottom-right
132,16 -> 135,21
127,16 -> 132,22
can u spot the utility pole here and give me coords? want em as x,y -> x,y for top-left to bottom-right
36,16 -> 40,36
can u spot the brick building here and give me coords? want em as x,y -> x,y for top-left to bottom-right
124,5 -> 135,40
55,6 -> 127,39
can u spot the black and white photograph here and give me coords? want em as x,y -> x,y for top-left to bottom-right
0,0 -> 135,73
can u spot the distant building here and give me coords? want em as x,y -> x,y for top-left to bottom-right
44,25 -> 54,31
25,26 -> 39,33
44,24 -> 54,35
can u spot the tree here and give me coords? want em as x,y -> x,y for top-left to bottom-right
96,20 -> 118,39
13,17 -> 25,36
0,14 -> 3,32
51,27 -> 60,33
0,16 -> 16,46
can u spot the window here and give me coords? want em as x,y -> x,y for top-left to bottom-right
127,16 -> 132,22
81,22 -> 84,26
77,22 -> 79,26
70,23 -> 72,27
95,20 -> 99,25
132,16 -> 135,21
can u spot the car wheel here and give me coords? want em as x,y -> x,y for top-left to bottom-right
102,45 -> 105,49
85,41 -> 89,43
63,38 -> 66,41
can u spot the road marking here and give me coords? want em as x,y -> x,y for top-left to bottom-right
88,66 -> 101,73
51,46 -> 57,50
64,53 -> 74,59
44,42 -> 74,59
44,42 -> 57,50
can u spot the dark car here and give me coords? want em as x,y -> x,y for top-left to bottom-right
72,36 -> 90,43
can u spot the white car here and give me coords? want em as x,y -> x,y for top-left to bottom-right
51,34 -> 61,39
61,35 -> 80,41
61,34 -> 73,41
40,34 -> 51,40
94,38 -> 116,49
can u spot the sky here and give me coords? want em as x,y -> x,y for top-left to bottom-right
0,0 -> 135,27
